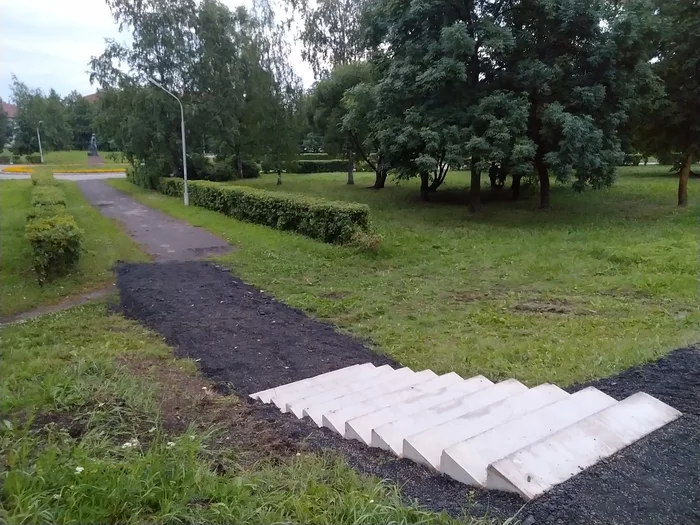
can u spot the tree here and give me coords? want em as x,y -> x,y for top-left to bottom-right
10,77 -> 71,154
65,91 -> 96,150
499,0 -> 653,208
646,0 -> 700,206
0,98 -> 9,148
308,63 -> 372,184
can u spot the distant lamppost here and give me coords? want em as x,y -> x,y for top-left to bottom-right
36,120 -> 44,163
148,77 -> 189,206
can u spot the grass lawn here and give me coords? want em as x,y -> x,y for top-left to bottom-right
108,166 -> 699,386
0,304 -> 477,524
0,177 -> 148,317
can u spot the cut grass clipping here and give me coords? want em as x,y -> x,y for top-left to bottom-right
110,166 -> 700,387
0,304 -> 483,525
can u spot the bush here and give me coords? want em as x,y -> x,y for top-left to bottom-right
299,153 -> 336,161
290,159 -> 349,174
31,186 -> 66,207
25,214 -> 83,282
155,178 -> 373,245
127,161 -> 169,189
11,155 -> 22,164
25,154 -> 43,164
25,174 -> 83,282
622,153 -> 642,166
0,155 -> 10,164
657,152 -> 684,166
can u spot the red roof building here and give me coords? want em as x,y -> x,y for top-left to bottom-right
2,102 -> 17,119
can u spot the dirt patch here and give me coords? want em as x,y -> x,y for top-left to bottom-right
320,291 -> 350,301
30,411 -> 86,439
115,260 -> 699,524
119,355 -> 298,465
513,300 -> 574,315
0,286 -> 116,326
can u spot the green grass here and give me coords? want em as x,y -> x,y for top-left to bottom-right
0,304 -> 483,524
108,166 -> 699,386
0,177 -> 148,316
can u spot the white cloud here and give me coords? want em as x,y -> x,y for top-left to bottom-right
0,0 -> 313,101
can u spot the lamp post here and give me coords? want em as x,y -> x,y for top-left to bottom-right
148,77 -> 189,206
36,120 -> 44,163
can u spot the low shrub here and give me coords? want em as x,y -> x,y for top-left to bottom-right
25,173 -> 83,282
25,214 -> 83,282
11,154 -> 22,164
299,152 -> 336,161
291,159 -> 349,174
0,155 -> 10,164
156,178 -> 373,245
25,154 -> 43,164
657,152 -> 684,166
622,153 -> 642,166
31,186 -> 66,207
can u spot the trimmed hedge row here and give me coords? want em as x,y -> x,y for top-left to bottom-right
288,159 -> 349,174
155,177 -> 372,245
25,172 -> 83,281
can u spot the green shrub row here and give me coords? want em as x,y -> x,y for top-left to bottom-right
25,174 -> 83,282
287,159 -> 349,174
299,152 -> 338,160
155,177 -> 373,245
0,154 -> 29,164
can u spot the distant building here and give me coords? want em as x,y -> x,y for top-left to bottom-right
83,92 -> 101,103
2,102 -> 17,119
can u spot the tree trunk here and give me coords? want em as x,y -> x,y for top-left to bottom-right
420,171 -> 430,201
512,175 -> 522,201
276,169 -> 282,186
373,169 -> 387,189
469,157 -> 481,212
678,152 -> 693,207
237,154 -> 243,180
347,144 -> 355,185
535,155 -> 550,209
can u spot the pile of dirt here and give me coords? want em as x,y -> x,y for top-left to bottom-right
115,260 -> 699,524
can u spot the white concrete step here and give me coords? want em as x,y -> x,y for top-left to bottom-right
372,379 -> 528,455
278,364 -> 395,413
306,369 -> 438,427
251,363 -> 369,403
440,387 -> 617,487
487,392 -> 682,500
403,383 -> 569,469
345,375 -> 493,445
325,372 -> 465,436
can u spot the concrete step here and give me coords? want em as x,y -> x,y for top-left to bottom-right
251,363 -> 370,403
440,387 -> 617,487
402,383 -> 569,469
372,379 -> 529,455
345,375 -> 493,445
279,364 -> 395,413
487,392 -> 682,500
307,369 -> 438,427
325,372 -> 465,436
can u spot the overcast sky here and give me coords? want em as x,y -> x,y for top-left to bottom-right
0,0 -> 314,102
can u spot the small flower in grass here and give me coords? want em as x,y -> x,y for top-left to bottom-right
148,427 -> 157,433
74,466 -> 84,474
369,500 -> 374,504
167,441 -> 176,448
121,438 -> 140,449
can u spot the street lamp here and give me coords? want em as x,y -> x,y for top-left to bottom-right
36,120 -> 44,163
148,77 -> 189,206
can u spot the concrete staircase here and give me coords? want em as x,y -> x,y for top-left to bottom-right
251,364 -> 681,501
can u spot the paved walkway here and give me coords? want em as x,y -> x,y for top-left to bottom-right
77,180 -> 231,261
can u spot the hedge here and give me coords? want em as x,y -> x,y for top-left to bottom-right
155,177 -> 372,245
25,173 -> 83,281
0,155 -> 10,164
288,159 -> 349,174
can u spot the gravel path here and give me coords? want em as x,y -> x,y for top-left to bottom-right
115,260 -> 699,524
78,180 -> 231,261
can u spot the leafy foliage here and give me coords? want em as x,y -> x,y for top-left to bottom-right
290,159 -> 349,173
151,177 -> 373,245
24,175 -> 83,282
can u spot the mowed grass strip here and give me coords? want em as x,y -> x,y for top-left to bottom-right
0,304 -> 482,525
0,177 -> 148,316
109,166 -> 699,386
